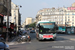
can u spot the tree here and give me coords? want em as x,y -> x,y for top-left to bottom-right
28,22 -> 36,28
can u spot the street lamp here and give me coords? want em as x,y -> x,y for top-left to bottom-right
14,5 -> 22,36
64,9 -> 69,34
6,0 -> 10,42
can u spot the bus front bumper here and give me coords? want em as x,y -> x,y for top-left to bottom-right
39,36 -> 56,40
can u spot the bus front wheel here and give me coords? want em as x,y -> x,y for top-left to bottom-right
37,36 -> 41,41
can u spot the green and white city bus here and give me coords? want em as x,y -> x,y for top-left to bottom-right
58,26 -> 66,34
35,21 -> 58,41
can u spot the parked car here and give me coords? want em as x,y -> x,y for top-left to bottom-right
0,42 -> 9,50
30,30 -> 35,33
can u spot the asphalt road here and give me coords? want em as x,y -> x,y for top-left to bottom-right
9,33 -> 75,50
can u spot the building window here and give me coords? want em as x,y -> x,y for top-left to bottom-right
60,22 -> 62,24
61,19 -> 63,21
72,16 -> 74,18
42,13 -> 44,15
66,13 -> 69,15
72,19 -> 74,21
14,14 -> 15,16
68,16 -> 70,18
72,25 -> 74,26
68,19 -> 70,21
49,13 -> 50,15
61,22 -> 63,24
10,20 -> 11,22
72,13 -> 75,15
57,22 -> 58,24
58,22 -> 59,24
59,22 -> 60,24
65,16 -> 66,19
72,22 -> 74,24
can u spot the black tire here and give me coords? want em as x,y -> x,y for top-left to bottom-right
38,37 -> 41,41
51,38 -> 56,41
52,39 -> 55,41
17,39 -> 21,42
29,38 -> 31,41
26,38 -> 31,42
27,37 -> 31,41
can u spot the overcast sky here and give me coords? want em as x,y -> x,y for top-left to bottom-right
12,0 -> 75,23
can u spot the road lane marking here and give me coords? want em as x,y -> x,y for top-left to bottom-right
29,42 -> 31,43
70,39 -> 75,41
21,42 -> 26,44
59,41 -> 65,42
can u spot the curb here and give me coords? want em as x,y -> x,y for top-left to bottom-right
11,37 -> 18,42
8,42 -> 26,45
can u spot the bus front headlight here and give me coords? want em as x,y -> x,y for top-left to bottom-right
39,34 -> 43,37
53,33 -> 57,37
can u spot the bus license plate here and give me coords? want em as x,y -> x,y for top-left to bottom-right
43,35 -> 53,38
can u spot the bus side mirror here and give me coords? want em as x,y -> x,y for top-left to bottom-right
36,24 -> 40,28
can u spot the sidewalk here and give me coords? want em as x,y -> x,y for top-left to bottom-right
5,36 -> 18,44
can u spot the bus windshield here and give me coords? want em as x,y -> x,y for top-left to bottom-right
39,23 -> 56,33
42,25 -> 54,29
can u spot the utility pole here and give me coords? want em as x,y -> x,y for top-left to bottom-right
65,10 -> 67,34
15,5 -> 22,37
6,0 -> 9,42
